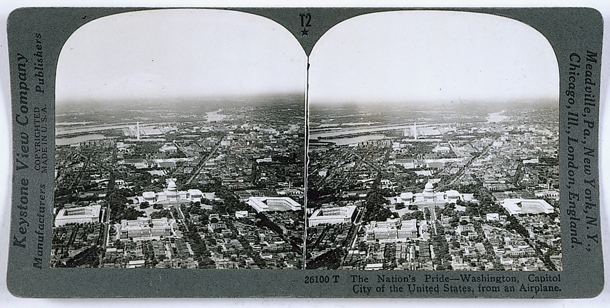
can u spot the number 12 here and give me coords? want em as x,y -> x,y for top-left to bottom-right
300,13 -> 312,27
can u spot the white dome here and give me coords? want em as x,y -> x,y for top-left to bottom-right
167,180 -> 177,191
424,182 -> 434,191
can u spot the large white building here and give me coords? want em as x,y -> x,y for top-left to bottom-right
365,218 -> 418,242
502,199 -> 555,215
119,217 -> 175,240
534,189 -> 560,200
397,182 -> 475,206
308,205 -> 357,227
138,180 -> 212,204
247,196 -> 302,212
54,204 -> 102,227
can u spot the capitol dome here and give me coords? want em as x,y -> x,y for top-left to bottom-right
167,180 -> 177,191
424,182 -> 435,192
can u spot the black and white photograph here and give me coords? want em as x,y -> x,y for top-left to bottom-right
2,3 -> 607,301
51,9 -> 307,269
306,11 -> 562,271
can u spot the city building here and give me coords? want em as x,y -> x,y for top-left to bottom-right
308,205 -> 357,227
397,182 -> 475,206
534,189 -> 560,200
138,180 -> 209,204
247,196 -> 302,212
486,213 -> 500,221
159,144 -> 178,154
119,217 -> 175,240
365,218 -> 418,242
54,204 -> 102,227
502,199 -> 555,215
235,211 -> 249,218
397,219 -> 418,239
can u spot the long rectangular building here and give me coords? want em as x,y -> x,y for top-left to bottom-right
308,205 -> 357,227
502,199 -> 554,215
247,196 -> 302,212
54,205 -> 102,227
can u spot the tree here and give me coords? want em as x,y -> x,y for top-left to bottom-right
363,191 -> 392,222
451,239 -> 460,249
119,207 -> 145,221
402,210 -> 424,221
506,215 -> 528,238
150,209 -> 171,219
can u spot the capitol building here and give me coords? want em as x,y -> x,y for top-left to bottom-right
397,182 -> 476,206
137,180 -> 213,204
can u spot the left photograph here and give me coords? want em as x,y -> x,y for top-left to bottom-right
51,9 -> 307,269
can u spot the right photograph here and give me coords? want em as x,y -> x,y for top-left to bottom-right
306,11 -> 561,271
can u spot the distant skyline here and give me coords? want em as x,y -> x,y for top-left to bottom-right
309,11 -> 559,106
56,9 -> 307,105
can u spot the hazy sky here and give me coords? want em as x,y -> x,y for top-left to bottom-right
309,11 -> 559,106
56,9 -> 306,104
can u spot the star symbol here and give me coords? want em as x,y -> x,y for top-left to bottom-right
301,28 -> 309,36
